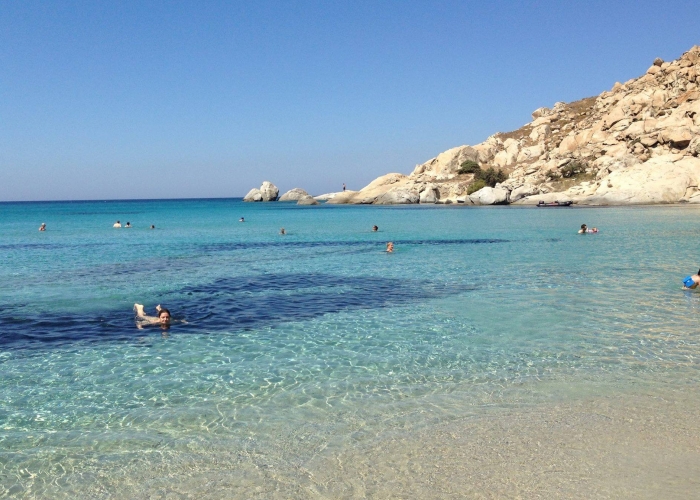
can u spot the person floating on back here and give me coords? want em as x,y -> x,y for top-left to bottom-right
113,220 -> 121,228
578,224 -> 598,234
39,223 -> 46,231
683,270 -> 700,289
134,303 -> 172,329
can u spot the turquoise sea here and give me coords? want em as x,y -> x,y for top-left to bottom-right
1,199 -> 700,498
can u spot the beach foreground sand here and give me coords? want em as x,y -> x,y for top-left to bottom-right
103,387 -> 700,499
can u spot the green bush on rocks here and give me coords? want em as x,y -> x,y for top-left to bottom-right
467,179 -> 487,194
458,160 -> 481,175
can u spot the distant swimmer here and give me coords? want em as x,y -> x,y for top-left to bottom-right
125,222 -> 132,228
683,270 -> 700,289
239,217 -> 245,222
39,223 -> 46,231
113,220 -> 122,228
386,242 -> 394,253
372,225 -> 378,232
150,225 -> 155,229
134,303 -> 172,328
578,224 -> 598,234
280,228 -> 286,235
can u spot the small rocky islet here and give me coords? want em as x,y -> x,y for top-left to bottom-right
245,45 -> 700,206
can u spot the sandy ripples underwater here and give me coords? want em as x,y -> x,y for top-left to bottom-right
1,199 -> 700,498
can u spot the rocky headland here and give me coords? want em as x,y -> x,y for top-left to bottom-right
326,45 -> 700,206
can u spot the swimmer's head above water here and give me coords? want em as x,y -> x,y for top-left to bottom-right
158,307 -> 171,326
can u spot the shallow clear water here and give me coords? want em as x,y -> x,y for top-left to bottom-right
1,199 -> 700,497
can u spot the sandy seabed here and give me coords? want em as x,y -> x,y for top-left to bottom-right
89,388 -> 700,500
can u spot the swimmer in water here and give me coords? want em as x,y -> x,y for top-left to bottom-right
150,225 -> 155,229
386,242 -> 394,253
280,228 -> 286,235
134,304 -> 172,329
39,223 -> 46,231
239,217 -> 245,222
125,222 -> 132,228
683,269 -> 700,289
578,224 -> 598,234
113,220 -> 122,228
372,225 -> 378,232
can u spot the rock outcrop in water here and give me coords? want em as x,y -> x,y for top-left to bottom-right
278,188 -> 311,201
330,45 -> 700,205
243,181 -> 279,202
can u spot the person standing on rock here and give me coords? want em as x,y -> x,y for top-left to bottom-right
343,183 -> 346,192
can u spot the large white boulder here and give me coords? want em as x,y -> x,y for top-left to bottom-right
260,181 -> 279,201
375,189 -> 420,205
411,146 -> 479,178
296,195 -> 319,205
584,155 -> 700,204
510,184 -> 538,202
419,184 -> 440,204
243,188 -> 263,202
468,186 -> 509,205
279,188 -> 310,201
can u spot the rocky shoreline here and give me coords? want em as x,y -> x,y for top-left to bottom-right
243,45 -> 700,207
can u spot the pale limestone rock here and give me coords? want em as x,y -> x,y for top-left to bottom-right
472,136 -> 502,164
314,192 -> 347,201
660,128 -> 693,148
375,189 -> 419,205
531,107 -> 552,119
279,188 -> 311,201
640,135 -> 659,147
243,188 -> 262,202
517,145 -> 543,163
688,137 -> 700,156
259,181 -> 279,201
558,134 -> 579,154
411,146 -> 478,179
468,186 -> 509,205
328,173 -> 408,204
529,124 -> 551,142
296,195 -> 319,205
584,155 -> 700,204
493,139 -> 521,167
419,184 -> 440,204
510,184 -> 538,202
602,107 -> 627,129
531,116 -> 553,127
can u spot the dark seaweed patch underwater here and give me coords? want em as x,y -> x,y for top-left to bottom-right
0,273 -> 468,350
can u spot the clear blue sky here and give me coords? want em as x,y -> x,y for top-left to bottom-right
1,0 -> 698,201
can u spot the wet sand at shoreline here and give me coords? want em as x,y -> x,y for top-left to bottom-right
304,391 -> 700,499
92,388 -> 700,499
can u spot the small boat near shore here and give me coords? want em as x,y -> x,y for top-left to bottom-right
537,200 -> 573,207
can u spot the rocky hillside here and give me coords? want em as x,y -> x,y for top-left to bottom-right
329,45 -> 700,205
